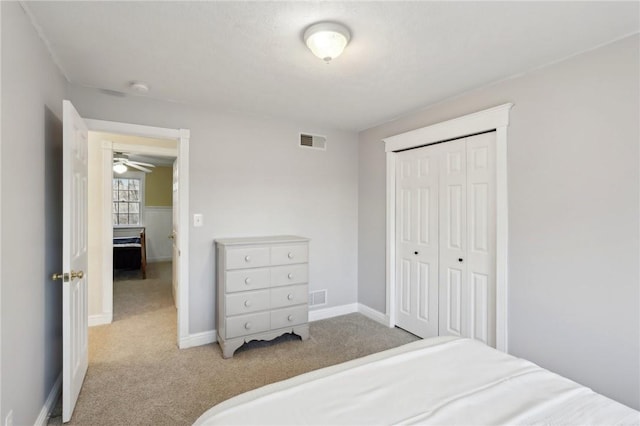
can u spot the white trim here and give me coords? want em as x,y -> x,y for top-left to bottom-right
384,103 -> 513,152
87,119 -> 190,348
34,372 -> 62,426
177,129 -> 190,346
179,330 -> 217,349
85,119 -> 182,140
101,141 -> 114,320
385,154 -> 396,328
145,206 -> 172,211
88,313 -> 112,327
357,304 -> 389,326
495,126 -> 509,352
112,143 -> 177,158
383,103 -> 513,352
309,303 -> 358,321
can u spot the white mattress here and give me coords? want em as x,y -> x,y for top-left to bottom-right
195,337 -> 639,425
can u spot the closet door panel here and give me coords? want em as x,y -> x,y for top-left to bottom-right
395,147 -> 439,338
466,132 -> 497,347
438,138 -> 469,338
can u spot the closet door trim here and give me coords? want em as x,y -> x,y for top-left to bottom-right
384,103 -> 513,353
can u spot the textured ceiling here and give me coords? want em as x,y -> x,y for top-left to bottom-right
24,1 -> 639,131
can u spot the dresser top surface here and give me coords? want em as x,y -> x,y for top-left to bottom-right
215,235 -> 309,246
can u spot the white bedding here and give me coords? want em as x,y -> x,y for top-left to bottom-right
195,337 -> 639,425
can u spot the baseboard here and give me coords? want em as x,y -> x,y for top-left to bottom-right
308,303 -> 358,321
147,256 -> 172,263
179,330 -> 217,349
88,313 -> 112,327
34,372 -> 61,426
357,303 -> 390,326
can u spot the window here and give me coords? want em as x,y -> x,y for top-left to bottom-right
113,173 -> 144,226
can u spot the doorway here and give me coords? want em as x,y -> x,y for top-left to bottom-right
85,120 -> 190,347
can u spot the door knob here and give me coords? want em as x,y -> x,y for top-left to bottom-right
168,234 -> 175,239
52,272 -> 67,281
414,251 -> 419,255
458,258 -> 464,263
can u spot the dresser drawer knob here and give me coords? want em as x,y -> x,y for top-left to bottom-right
288,252 -> 294,259
244,300 -> 252,308
287,273 -> 293,279
244,277 -> 251,285
287,315 -> 294,322
244,255 -> 251,262
244,322 -> 252,330
287,293 -> 294,301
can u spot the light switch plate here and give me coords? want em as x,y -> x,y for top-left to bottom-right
193,214 -> 203,227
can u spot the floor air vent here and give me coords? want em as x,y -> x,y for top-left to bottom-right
300,133 -> 326,150
309,290 -> 327,306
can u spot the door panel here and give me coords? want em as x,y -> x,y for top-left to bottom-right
438,138 -> 468,338
395,146 -> 439,338
62,100 -> 89,422
465,132 -> 496,346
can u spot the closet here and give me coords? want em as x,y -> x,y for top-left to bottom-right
395,131 -> 496,347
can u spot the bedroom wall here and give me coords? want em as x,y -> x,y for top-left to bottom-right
1,2 -> 67,424
146,166 -> 172,207
69,85 -> 359,337
358,34 -> 639,408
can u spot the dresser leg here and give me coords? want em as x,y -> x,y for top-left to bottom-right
219,337 -> 246,359
293,324 -> 310,341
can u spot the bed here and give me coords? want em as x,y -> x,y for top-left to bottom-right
194,336 -> 638,425
113,228 -> 147,279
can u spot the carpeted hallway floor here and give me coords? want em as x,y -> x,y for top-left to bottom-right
49,262 -> 418,425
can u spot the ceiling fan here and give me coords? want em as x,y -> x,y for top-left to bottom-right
113,152 -> 156,174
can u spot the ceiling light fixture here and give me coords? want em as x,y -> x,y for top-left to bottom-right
304,22 -> 351,63
113,163 -> 128,174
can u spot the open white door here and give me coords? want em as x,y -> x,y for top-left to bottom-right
171,158 -> 179,308
61,100 -> 89,422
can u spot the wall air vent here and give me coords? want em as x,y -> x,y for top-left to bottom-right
309,290 -> 327,306
299,133 -> 327,151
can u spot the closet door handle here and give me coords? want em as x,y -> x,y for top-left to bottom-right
458,258 -> 464,263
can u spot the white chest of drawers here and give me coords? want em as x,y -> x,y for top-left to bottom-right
215,235 -> 310,358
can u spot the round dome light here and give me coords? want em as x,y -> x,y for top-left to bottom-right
304,22 -> 351,63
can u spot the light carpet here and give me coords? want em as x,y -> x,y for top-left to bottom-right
49,262 -> 418,425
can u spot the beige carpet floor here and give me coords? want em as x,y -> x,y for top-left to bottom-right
49,262 -> 418,425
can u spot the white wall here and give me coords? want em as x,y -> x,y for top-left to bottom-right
69,86 -> 359,336
1,2 -> 67,424
358,35 -> 640,408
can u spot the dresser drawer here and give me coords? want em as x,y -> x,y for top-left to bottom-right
271,284 -> 308,309
226,311 -> 270,339
226,268 -> 270,293
271,264 -> 308,287
226,247 -> 270,270
271,305 -> 308,329
226,289 -> 270,316
271,244 -> 308,265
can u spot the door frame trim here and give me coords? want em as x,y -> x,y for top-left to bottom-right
383,103 -> 513,352
85,118 -> 190,348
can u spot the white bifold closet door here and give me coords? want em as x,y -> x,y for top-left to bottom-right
395,132 -> 496,347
